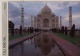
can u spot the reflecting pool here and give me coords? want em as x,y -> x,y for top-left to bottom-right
9,32 -> 65,56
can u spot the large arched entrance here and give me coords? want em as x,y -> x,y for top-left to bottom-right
43,19 -> 49,27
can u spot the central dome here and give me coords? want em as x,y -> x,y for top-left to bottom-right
41,5 -> 51,13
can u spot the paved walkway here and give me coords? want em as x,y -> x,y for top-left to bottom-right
9,32 -> 39,49
49,32 -> 80,56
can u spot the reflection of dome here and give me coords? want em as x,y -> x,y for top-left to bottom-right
41,5 -> 51,13
35,33 -> 55,56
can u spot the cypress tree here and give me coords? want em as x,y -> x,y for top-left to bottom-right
9,21 -> 14,36
61,26 -> 64,34
70,24 -> 75,37
11,26 -> 14,36
19,26 -> 22,35
65,26 -> 67,35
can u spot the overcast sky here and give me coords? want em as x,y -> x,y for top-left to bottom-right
8,1 -> 80,29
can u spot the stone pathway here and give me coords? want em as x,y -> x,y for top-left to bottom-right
49,32 -> 80,56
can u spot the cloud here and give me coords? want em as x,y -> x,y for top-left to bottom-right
47,1 -> 80,12
12,14 -> 32,27
44,2 -> 65,11
10,2 -> 21,8
62,13 -> 80,28
9,1 -> 80,16
8,2 -> 20,18
64,13 -> 80,21
67,2 -> 80,6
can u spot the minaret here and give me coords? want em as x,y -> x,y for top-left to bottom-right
21,7 -> 24,29
69,6 -> 72,29
56,16 -> 59,28
31,16 -> 33,27
60,16 -> 62,29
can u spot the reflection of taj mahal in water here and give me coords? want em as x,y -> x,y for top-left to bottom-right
34,32 -> 55,56
33,5 -> 59,30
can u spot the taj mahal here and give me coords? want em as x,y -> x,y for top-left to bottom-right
33,5 -> 59,30
20,4 -> 72,31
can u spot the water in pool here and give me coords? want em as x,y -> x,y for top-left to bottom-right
9,33 -> 65,56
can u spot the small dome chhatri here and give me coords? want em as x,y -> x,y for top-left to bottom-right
41,4 -> 51,13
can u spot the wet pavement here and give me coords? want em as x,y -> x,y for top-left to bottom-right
9,32 -> 65,56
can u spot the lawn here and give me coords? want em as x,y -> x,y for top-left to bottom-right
54,32 -> 80,46
9,33 -> 33,40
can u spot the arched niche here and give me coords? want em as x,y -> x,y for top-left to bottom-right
43,18 -> 49,27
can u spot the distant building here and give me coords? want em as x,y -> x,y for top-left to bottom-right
34,5 -> 59,30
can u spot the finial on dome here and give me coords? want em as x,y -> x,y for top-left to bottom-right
43,2 -> 47,6
44,3 -> 48,7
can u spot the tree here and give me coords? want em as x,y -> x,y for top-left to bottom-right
15,28 -> 18,34
70,24 -> 75,37
19,26 -> 22,35
65,26 -> 68,35
61,26 -> 64,34
27,27 -> 30,34
9,21 -> 14,36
